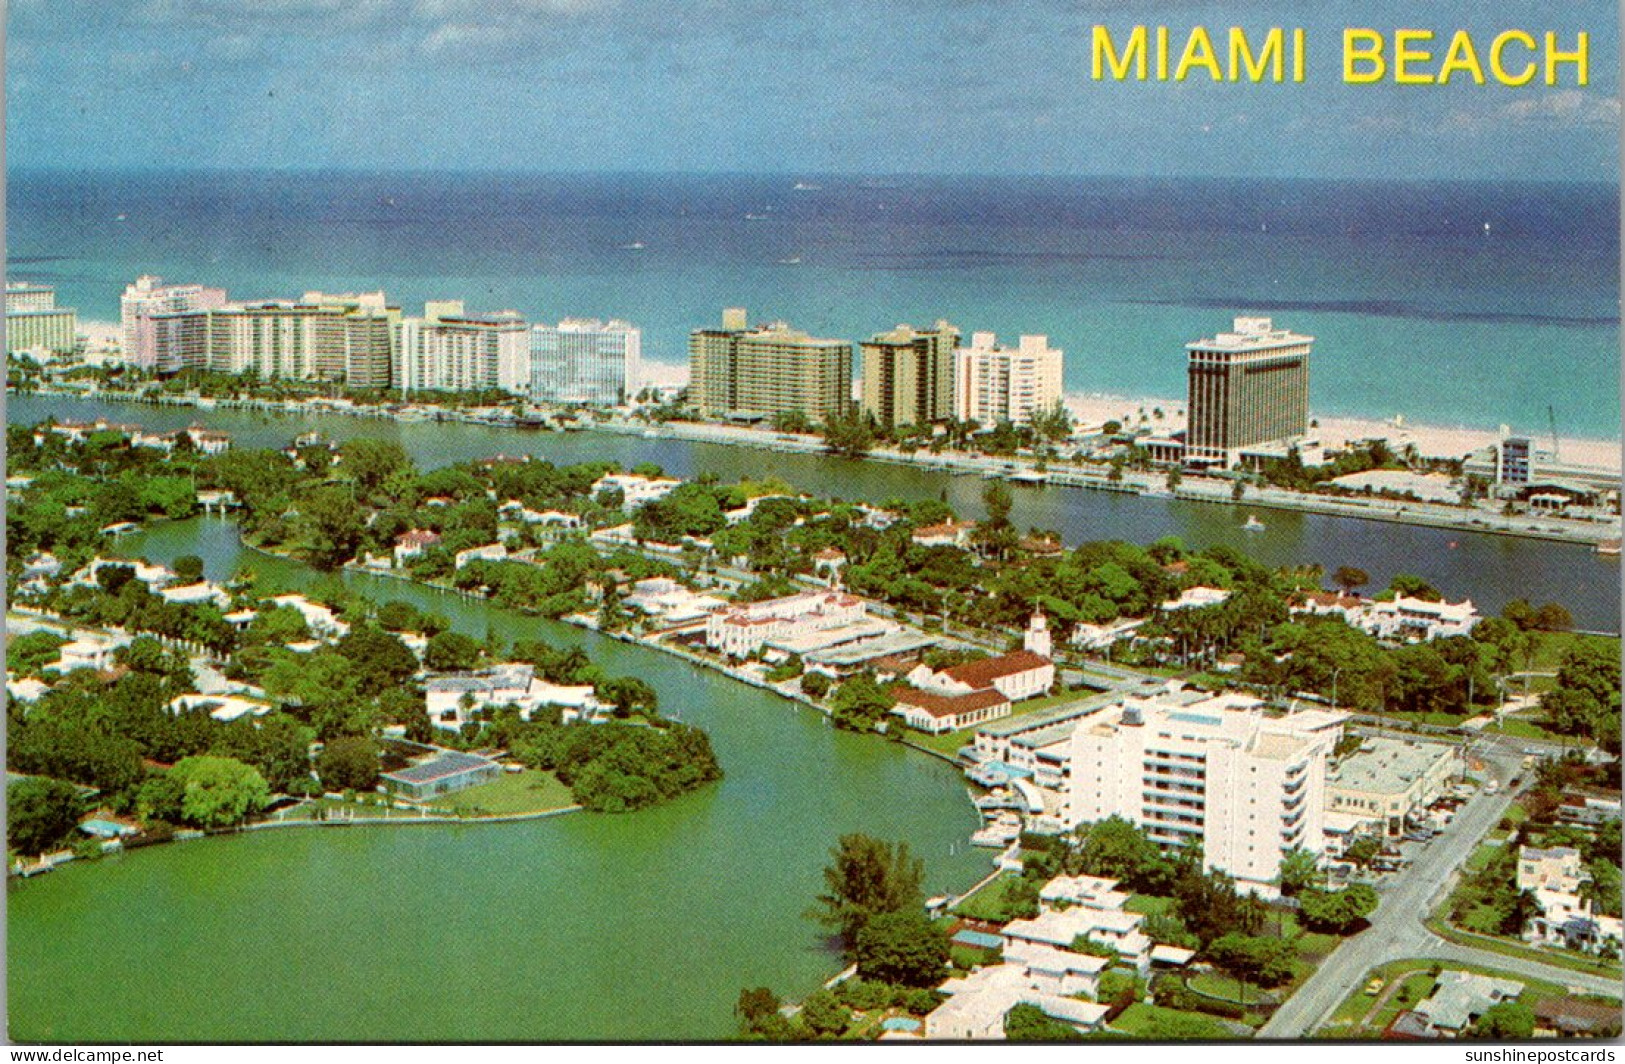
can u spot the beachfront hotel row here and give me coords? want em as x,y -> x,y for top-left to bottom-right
22,275 -> 1325,471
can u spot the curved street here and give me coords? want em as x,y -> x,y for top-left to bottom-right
1260,736 -> 1622,1038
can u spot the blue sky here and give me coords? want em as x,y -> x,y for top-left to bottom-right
6,0 -> 1618,180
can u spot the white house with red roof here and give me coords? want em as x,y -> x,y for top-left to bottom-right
705,589 -> 867,659
892,687 -> 1011,734
394,529 -> 442,566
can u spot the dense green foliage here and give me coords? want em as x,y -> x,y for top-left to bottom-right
810,833 -> 926,943
1003,1003 -> 1085,1041
8,777 -> 86,857
138,755 -> 270,828
853,910 -> 949,987
506,718 -> 722,813
1297,884 -> 1379,934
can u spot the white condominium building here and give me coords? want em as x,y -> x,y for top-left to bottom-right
395,301 -> 529,395
1052,691 -> 1345,894
954,332 -> 1063,427
121,275 -> 229,371
529,318 -> 641,406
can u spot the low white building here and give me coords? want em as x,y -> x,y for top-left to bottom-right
158,582 -> 232,609
1517,845 -> 1624,954
71,557 -> 176,591
705,590 -> 867,659
911,520 -> 977,549
622,577 -> 729,625
892,688 -> 1011,735
907,650 -> 1054,704
267,594 -> 350,638
425,663 -> 604,731
1159,585 -> 1232,612
591,473 -> 681,511
50,636 -> 129,674
167,692 -> 273,722
454,543 -> 509,569
925,962 -> 1109,1041
1325,737 -> 1459,836
1290,590 -> 1479,642
394,529 -> 442,566
1363,595 -> 1479,642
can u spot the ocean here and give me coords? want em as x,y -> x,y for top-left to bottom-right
7,169 -> 1620,438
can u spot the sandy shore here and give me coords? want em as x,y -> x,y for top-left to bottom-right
1062,391 -> 1622,471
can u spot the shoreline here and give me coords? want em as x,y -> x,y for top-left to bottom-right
16,385 -> 1621,548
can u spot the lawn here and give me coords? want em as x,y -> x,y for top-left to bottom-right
1315,957 -> 1583,1038
952,870 -> 1026,922
426,770 -> 576,816
1425,911 -> 1625,980
1109,1003 -> 1234,1039
1187,971 -> 1279,1007
1529,631 -> 1620,673
1463,841 -> 1502,874
1487,718 -> 1568,742
902,688 -> 1098,757
1125,894 -> 1176,917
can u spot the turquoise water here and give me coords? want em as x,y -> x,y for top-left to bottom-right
10,394 -> 1619,632
8,516 -> 989,1042
7,170 -> 1619,437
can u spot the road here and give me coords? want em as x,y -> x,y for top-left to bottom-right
1259,740 -> 1622,1039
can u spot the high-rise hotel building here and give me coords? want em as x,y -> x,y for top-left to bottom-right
395,301 -> 529,396
1052,691 -> 1343,895
689,308 -> 851,423
6,282 -> 78,356
529,319 -> 641,406
140,290 -> 398,386
121,276 -> 229,371
860,321 -> 959,428
954,332 -> 1063,427
1185,317 -> 1312,469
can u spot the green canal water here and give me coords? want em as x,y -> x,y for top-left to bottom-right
10,394 -> 1619,631
8,517 -> 989,1042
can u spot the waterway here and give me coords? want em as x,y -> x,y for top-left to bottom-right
10,394 -> 1619,631
7,516 -> 990,1042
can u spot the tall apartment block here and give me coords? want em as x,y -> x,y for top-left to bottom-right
529,319 -> 641,405
143,290 -> 397,386
6,282 -> 77,356
689,308 -> 851,423
953,332 -> 1063,426
395,301 -> 529,396
121,276 -> 229,371
1055,692 -> 1342,895
860,321 -> 959,428
1185,317 -> 1312,469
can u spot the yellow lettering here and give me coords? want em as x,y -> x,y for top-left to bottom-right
1093,25 -> 1148,81
1437,30 -> 1485,85
1392,28 -> 1434,85
1490,30 -> 1536,86
1293,28 -> 1305,82
1156,25 -> 1169,80
1175,26 -> 1223,81
1343,28 -> 1386,84
1228,27 -> 1284,82
1545,31 -> 1588,86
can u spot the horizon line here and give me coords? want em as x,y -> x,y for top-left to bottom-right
5,165 -> 1616,188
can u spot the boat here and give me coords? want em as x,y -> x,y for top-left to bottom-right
792,181 -> 821,191
1597,538 -> 1621,557
777,256 -> 802,265
619,241 -> 646,250
1243,515 -> 1266,532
